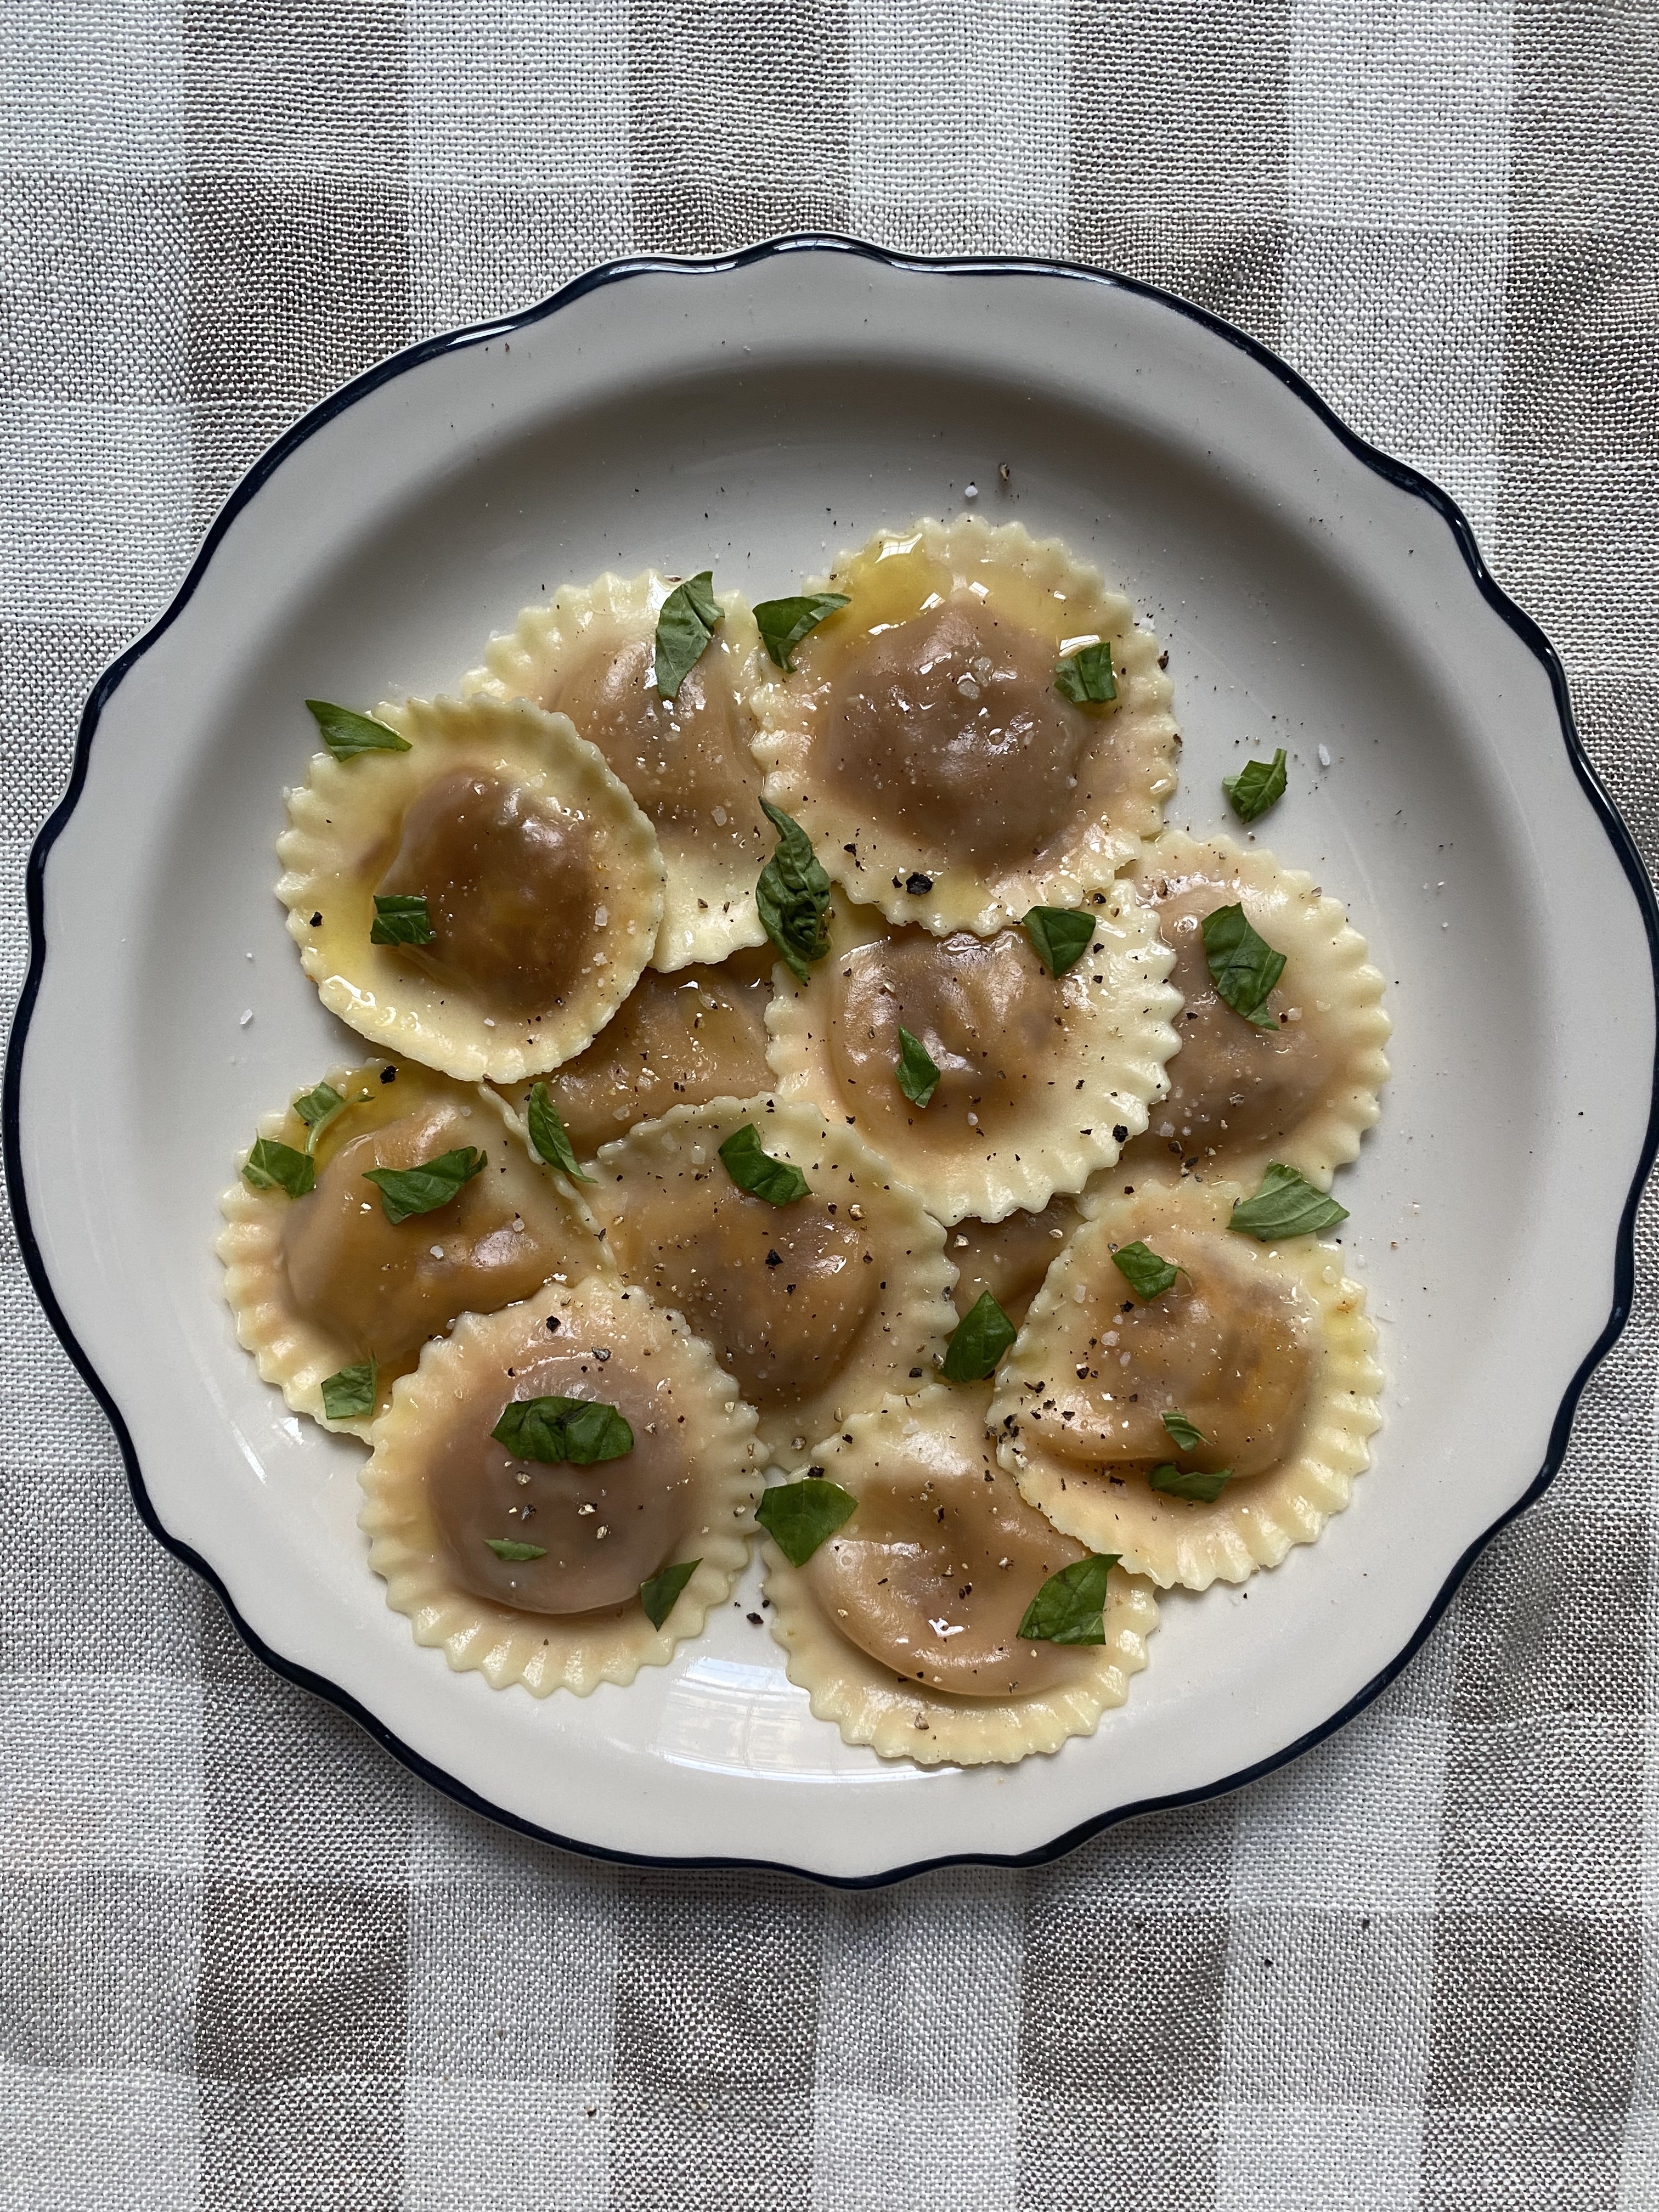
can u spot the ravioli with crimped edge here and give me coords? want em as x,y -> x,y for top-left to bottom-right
764,893 -> 1178,1224
761,1386 -> 1158,1765
278,693 -> 664,1082
751,515 -> 1178,935
217,1056 -> 605,1433
589,1097 -> 957,1468
946,1192 -> 1085,1330
467,571 -> 770,969
992,1178 -> 1380,1590
358,1276 -> 762,1696
492,945 -> 774,1165
1124,828 -> 1389,1190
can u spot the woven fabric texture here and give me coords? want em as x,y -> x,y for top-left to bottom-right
3,3 -> 1657,2207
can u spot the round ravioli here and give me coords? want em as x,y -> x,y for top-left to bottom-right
493,945 -> 774,1163
276,693 -> 664,1082
763,1388 -> 1158,1765
765,895 -> 1179,1224
947,1193 -> 1084,1329
752,515 -> 1178,935
468,571 -> 770,969
991,1180 -> 1381,1590
590,1098 -> 957,1468
1125,830 -> 1390,1189
359,1276 -> 762,1695
217,1056 -> 606,1433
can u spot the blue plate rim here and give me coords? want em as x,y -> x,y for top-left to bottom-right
7,232 -> 1656,1888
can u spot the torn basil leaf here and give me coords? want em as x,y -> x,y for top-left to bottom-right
1223,746 -> 1288,823
755,799 -> 832,983
896,1025 -> 941,1109
1018,1553 -> 1120,1644
484,1537 -> 548,1562
753,591 -> 850,673
756,1477 -> 857,1566
526,1081 -> 592,1183
242,1137 -> 315,1199
640,1558 -> 701,1629
363,1145 -> 486,1224
1111,1240 -> 1178,1300
942,1291 -> 1017,1384
320,1359 -> 376,1421
1053,640 -> 1118,706
293,1081 -> 348,1154
370,892 -> 436,947
305,698 -> 411,760
1229,1161 -> 1348,1240
1160,1410 -> 1206,1452
1023,906 -> 1096,979
492,1394 -> 634,1465
653,571 -> 722,698
718,1121 -> 810,1204
1149,1463 -> 1231,1504
1202,902 -> 1286,1028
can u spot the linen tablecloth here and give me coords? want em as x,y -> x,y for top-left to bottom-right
4,4 -> 1655,2205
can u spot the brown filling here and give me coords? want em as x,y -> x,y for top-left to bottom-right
828,926 -> 1064,1156
377,769 -> 601,1022
1029,1227 -> 1312,1480
425,1344 -> 693,1616
950,1194 -> 1080,1327
1126,878 -> 1330,1167
283,1102 -> 561,1364
603,1179 -> 879,1412
525,947 -> 772,1156
814,594 -> 1096,868
804,1465 -> 1093,1697
543,622 -> 766,855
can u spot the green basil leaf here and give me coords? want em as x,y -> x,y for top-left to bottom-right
1053,640 -> 1117,705
653,571 -> 722,698
292,1082 -> 343,1128
526,1081 -> 592,1183
756,1477 -> 857,1566
942,1290 -> 1017,1384
1149,1463 -> 1232,1504
718,1121 -> 810,1204
492,1393 -> 635,1465
1223,746 -> 1288,823
1161,1410 -> 1206,1452
753,592 -> 850,673
755,799 -> 833,984
370,892 -> 435,947
1018,1553 -> 1120,1644
320,1359 -> 377,1421
484,1537 -> 548,1562
363,1145 -> 486,1224
1023,906 -> 1097,979
640,1558 -> 701,1629
896,1025 -> 941,1108
1111,1240 -> 1178,1300
1202,902 -> 1286,1028
1229,1161 -> 1349,1241
242,1137 -> 315,1198
305,698 -> 411,760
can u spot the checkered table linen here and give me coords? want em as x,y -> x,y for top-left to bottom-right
3,3 -> 1656,2206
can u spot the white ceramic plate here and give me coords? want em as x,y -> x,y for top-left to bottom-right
10,240 -> 1656,1885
